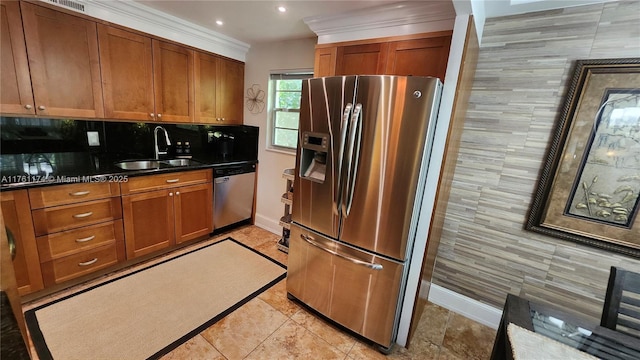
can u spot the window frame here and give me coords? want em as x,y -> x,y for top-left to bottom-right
268,71 -> 313,153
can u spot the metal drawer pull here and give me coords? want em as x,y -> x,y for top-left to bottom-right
78,258 -> 98,266
69,191 -> 90,196
166,179 -> 180,183
75,235 -> 96,243
73,211 -> 93,219
6,229 -> 16,260
300,234 -> 383,270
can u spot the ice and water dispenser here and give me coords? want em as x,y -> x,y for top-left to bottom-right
299,131 -> 328,183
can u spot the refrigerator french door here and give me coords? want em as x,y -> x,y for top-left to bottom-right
287,75 -> 442,349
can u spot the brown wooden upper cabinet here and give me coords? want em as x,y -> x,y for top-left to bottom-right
153,41 -> 195,123
2,1 -> 104,118
0,1 -> 34,115
194,51 -> 244,125
315,32 -> 452,81
313,47 -> 337,79
216,58 -> 244,124
0,1 -> 244,124
385,36 -> 452,79
98,24 -> 195,123
336,43 -> 389,76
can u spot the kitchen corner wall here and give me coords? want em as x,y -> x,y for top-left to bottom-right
243,38 -> 316,234
432,1 -> 640,321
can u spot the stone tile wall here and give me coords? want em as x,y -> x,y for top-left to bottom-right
432,1 -> 640,320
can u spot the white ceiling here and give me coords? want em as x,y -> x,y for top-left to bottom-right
134,1 -> 398,45
132,0 -> 612,45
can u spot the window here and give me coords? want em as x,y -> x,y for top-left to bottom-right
269,72 -> 312,151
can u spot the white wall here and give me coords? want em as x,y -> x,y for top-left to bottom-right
243,38 -> 317,235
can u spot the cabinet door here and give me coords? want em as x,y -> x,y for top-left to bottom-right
314,47 -> 337,77
335,43 -> 388,76
216,58 -> 244,124
385,35 -> 452,80
20,2 -> 104,118
0,0 -> 35,115
98,24 -> 155,121
174,183 -> 212,244
153,40 -> 195,123
0,208 -> 30,354
122,190 -> 175,258
194,51 -> 219,123
0,191 -> 44,296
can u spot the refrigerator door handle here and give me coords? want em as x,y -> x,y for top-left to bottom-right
300,233 -> 383,271
342,103 -> 363,217
334,103 -> 353,215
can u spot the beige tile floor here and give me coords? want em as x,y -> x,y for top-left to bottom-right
23,225 -> 497,360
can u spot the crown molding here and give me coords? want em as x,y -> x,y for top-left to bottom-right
39,0 -> 250,62
304,1 -> 457,44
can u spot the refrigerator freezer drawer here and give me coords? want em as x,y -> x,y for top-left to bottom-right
287,224 -> 404,347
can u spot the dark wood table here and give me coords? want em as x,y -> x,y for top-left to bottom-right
491,294 -> 640,360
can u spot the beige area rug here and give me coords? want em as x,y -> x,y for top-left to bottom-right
25,238 -> 287,360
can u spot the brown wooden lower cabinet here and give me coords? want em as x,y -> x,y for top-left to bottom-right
122,178 -> 213,258
0,190 -> 44,296
122,189 -> 176,258
174,183 -> 213,244
36,220 -> 126,287
40,242 -> 123,286
31,197 -> 122,236
3,169 -> 214,294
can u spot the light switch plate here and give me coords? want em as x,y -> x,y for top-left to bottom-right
87,131 -> 100,146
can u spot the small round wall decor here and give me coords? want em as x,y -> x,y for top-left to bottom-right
246,84 -> 265,114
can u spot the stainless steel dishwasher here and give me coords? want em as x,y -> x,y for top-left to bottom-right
213,163 -> 256,231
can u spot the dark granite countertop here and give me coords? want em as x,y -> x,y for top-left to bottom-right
0,152 -> 257,191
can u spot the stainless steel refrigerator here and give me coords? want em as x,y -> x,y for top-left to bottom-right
287,75 -> 442,350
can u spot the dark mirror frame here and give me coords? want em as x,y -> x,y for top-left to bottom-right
526,58 -> 640,258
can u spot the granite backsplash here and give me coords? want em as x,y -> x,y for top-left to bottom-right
0,117 -> 258,184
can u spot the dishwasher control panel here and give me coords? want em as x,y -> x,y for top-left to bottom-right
214,163 -> 256,177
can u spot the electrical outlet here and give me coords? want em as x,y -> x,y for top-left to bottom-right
87,131 -> 100,146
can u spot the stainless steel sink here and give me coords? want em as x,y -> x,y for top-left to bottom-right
162,159 -> 201,167
114,160 -> 162,170
114,158 -> 202,170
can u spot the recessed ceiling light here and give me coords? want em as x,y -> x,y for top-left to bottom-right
216,20 -> 223,26
277,6 -> 287,13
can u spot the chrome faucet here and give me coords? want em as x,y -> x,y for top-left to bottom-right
154,126 -> 171,159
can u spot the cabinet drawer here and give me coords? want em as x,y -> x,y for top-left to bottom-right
37,220 -> 124,262
120,169 -> 212,194
32,198 -> 122,236
40,243 -> 121,286
29,182 -> 120,209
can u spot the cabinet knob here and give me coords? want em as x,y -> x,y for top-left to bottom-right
175,191 -> 180,195
169,192 -> 173,197
38,105 -> 46,111
24,104 -> 33,110
150,113 -> 155,119
157,113 -> 162,118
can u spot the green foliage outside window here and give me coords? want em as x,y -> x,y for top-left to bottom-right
271,76 -> 311,150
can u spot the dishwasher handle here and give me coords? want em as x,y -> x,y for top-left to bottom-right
215,177 -> 230,184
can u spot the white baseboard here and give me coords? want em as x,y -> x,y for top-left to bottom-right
253,213 -> 282,236
427,284 -> 502,329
